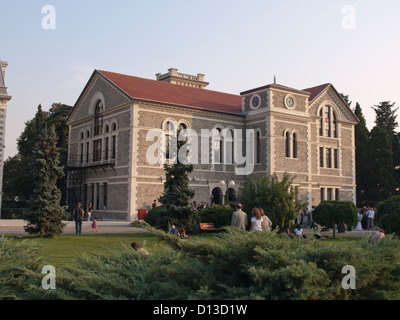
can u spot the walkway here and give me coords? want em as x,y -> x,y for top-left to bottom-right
0,219 -> 150,235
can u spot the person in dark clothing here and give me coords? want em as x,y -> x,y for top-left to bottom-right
72,203 -> 85,234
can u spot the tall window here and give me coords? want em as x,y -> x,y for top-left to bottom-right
86,141 -> 90,163
105,137 -> 109,160
256,131 -> 261,164
213,128 -> 222,164
103,183 -> 108,209
319,105 -> 337,138
326,148 -> 332,168
93,139 -> 102,162
94,101 -> 103,136
165,121 -> 176,160
225,129 -> 234,165
292,133 -> 298,159
285,132 -> 290,158
112,135 -> 116,159
319,147 -> 324,167
80,143 -> 84,165
334,149 -> 338,169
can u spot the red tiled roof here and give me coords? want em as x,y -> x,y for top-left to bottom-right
97,70 -> 243,115
303,83 -> 331,102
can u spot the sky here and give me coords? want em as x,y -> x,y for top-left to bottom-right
1,0 -> 400,159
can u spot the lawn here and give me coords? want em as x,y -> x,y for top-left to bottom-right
7,231 -> 363,266
9,233 -> 160,266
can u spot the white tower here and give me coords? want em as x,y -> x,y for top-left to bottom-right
0,59 -> 12,209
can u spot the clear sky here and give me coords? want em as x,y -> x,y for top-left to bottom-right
1,0 -> 400,159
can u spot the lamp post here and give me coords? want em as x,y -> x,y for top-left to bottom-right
219,179 -> 235,205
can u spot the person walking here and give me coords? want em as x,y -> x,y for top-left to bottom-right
250,208 -> 264,232
91,216 -> 98,232
87,202 -> 93,221
231,203 -> 248,231
260,208 -> 272,231
72,203 -> 85,234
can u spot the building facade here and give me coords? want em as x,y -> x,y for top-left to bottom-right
0,60 -> 12,209
66,68 -> 359,221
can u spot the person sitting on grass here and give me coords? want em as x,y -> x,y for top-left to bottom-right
178,227 -> 190,239
170,225 -> 180,237
294,224 -> 307,238
369,229 -> 385,244
131,242 -> 149,257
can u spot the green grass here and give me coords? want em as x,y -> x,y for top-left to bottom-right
9,233 -> 160,266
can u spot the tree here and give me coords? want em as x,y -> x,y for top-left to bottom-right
24,126 -> 68,238
365,126 -> 396,204
353,103 -> 370,206
4,104 -> 72,208
157,132 -> 198,232
240,173 -> 305,230
312,201 -> 358,237
376,195 -> 400,236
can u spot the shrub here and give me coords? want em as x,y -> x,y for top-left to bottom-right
198,206 -> 234,228
4,228 -> 400,300
144,205 -> 167,227
377,195 -> 400,236
312,201 -> 358,237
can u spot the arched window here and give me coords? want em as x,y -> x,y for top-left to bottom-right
319,105 -> 337,138
224,129 -> 233,165
212,128 -> 222,164
256,131 -> 261,164
94,101 -> 103,136
165,121 -> 177,160
285,131 -> 290,158
112,122 -> 117,132
292,133 -> 298,159
105,124 -> 110,133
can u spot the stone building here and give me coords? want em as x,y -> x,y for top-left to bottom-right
66,68 -> 359,221
0,59 -> 12,209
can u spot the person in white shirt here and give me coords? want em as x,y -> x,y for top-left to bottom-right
367,206 -> 375,230
250,208 -> 264,232
294,224 -> 303,237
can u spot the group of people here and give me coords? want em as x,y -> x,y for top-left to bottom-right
72,202 -> 98,234
354,206 -> 376,231
230,203 -> 272,232
295,206 -> 315,228
170,225 -> 191,239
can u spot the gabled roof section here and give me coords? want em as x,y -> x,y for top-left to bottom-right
304,83 -> 359,123
97,70 -> 243,116
303,83 -> 331,102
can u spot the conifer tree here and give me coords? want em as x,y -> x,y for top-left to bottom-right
158,130 -> 197,231
353,103 -> 370,206
24,125 -> 68,237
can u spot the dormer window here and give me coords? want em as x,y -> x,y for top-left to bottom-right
319,105 -> 337,138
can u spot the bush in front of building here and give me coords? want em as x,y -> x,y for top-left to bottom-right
5,227 -> 400,300
312,201 -> 358,237
198,205 -> 234,228
377,195 -> 400,236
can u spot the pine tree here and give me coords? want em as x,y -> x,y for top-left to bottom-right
353,103 -> 370,206
24,125 -> 68,237
365,126 -> 396,204
158,131 -> 197,232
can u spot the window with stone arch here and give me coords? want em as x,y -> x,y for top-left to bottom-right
163,119 -> 178,160
212,127 -> 223,164
94,100 -> 104,136
223,128 -> 234,165
284,130 -> 298,159
319,105 -> 338,138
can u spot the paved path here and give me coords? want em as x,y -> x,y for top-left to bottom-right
0,219 -> 150,235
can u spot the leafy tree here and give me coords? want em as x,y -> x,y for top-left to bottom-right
24,126 -> 68,237
240,173 -> 305,230
4,104 -> 72,208
365,126 -> 396,204
312,201 -> 358,237
376,195 -> 400,236
353,103 -> 370,206
2,155 -> 35,208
